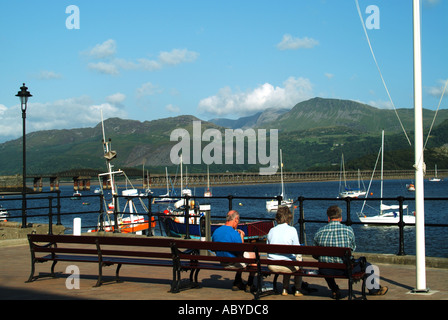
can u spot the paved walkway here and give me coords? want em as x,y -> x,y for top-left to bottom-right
0,239 -> 446,303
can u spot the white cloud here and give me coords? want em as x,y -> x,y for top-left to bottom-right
106,93 -> 126,105
85,39 -> 117,59
83,40 -> 199,75
136,82 -> 162,98
158,49 -> 199,65
427,79 -> 448,98
137,58 -> 162,71
368,99 -> 394,109
325,73 -> 335,79
197,77 -> 313,117
0,96 -> 127,141
166,104 -> 180,114
277,34 -> 319,50
36,70 -> 62,80
88,62 -> 119,75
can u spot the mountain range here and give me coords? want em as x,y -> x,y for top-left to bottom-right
1,97 -> 447,176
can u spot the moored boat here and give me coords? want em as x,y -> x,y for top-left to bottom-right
88,111 -> 155,234
358,131 -> 415,225
161,207 -> 274,241
0,206 -> 9,221
266,149 -> 293,212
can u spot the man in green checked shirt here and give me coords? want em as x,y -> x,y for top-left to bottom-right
314,205 -> 388,299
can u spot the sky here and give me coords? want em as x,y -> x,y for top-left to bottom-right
0,0 -> 447,142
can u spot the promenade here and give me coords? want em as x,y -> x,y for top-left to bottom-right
0,238 -> 447,304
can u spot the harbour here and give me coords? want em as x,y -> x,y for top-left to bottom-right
1,178 -> 447,258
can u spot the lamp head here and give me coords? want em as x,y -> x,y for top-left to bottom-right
16,83 -> 32,111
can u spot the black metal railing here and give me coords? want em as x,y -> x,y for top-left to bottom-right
1,191 -> 447,257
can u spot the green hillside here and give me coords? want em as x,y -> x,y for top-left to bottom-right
0,97 -> 447,176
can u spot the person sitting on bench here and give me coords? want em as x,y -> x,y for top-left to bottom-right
314,205 -> 388,299
212,210 -> 255,292
267,206 -> 303,297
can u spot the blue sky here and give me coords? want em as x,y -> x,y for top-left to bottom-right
0,0 -> 446,142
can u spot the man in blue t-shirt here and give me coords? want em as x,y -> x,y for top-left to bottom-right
212,210 -> 254,291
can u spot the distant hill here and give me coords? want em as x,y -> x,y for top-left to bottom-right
0,97 -> 447,175
209,108 -> 288,129
259,97 -> 448,134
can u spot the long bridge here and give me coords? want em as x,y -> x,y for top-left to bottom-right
11,168 -> 443,192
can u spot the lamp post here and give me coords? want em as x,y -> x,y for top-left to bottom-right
16,83 -> 32,228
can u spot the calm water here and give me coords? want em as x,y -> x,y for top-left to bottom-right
2,178 -> 447,258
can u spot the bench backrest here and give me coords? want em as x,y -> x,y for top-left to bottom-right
28,234 -> 352,269
28,234 -> 176,259
172,239 -> 352,270
28,234 -> 176,248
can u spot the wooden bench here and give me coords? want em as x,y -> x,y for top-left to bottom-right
27,234 -> 366,300
170,240 -> 367,300
26,234 -> 177,289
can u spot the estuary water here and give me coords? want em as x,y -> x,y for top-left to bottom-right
3,178 -> 447,258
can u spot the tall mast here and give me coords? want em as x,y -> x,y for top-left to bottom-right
280,149 -> 284,197
380,130 -> 384,213
413,0 -> 427,293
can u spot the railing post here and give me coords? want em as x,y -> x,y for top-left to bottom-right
113,194 -> 120,233
99,193 -> 104,232
345,197 -> 353,226
147,194 -> 153,237
397,196 -> 406,256
297,196 -> 305,244
184,195 -> 191,239
56,190 -> 62,226
228,195 -> 233,211
48,196 -> 53,235
277,195 -> 282,208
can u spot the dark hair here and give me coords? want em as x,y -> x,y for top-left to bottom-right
327,205 -> 342,220
275,206 -> 293,224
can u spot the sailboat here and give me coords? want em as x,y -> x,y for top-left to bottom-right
338,154 -> 366,198
266,149 -> 293,212
429,164 -> 441,182
139,165 -> 153,196
88,111 -> 155,234
204,165 -> 212,198
154,167 -> 179,204
174,154 -> 193,209
358,130 -> 415,225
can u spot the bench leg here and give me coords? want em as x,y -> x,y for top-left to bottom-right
189,269 -> 200,288
26,260 -> 36,283
361,276 -> 367,300
170,265 -> 181,293
348,279 -> 353,300
115,264 -> 123,283
94,263 -> 103,287
50,260 -> 58,278
273,274 -> 280,294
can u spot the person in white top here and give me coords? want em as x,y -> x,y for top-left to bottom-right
267,206 -> 303,297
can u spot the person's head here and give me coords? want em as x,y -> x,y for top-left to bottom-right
327,205 -> 342,221
275,206 -> 293,225
226,210 -> 240,228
